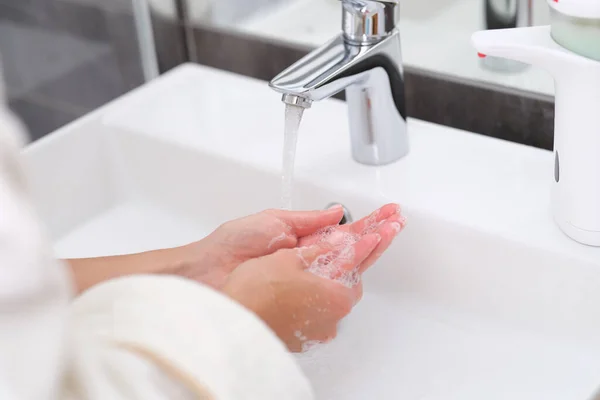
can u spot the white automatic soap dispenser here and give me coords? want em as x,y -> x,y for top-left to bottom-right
472,0 -> 600,246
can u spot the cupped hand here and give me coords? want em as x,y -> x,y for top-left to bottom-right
223,232 -> 382,352
173,204 -> 405,290
298,203 -> 405,274
173,207 -> 346,289
68,204 -> 404,295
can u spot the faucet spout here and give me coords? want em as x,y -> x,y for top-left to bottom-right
281,94 -> 313,109
269,0 -> 409,166
270,36 -> 368,103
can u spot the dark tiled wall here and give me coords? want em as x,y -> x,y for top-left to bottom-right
0,0 -> 183,141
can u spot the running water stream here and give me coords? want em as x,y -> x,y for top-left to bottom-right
281,104 -> 305,210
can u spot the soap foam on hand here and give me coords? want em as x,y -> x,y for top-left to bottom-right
268,232 -> 288,249
304,224 -> 374,288
301,204 -> 404,288
307,245 -> 360,288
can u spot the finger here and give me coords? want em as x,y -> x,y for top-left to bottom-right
297,204 -> 402,247
351,282 -> 364,306
337,233 -> 381,274
266,234 -> 298,253
298,205 -> 403,252
295,234 -> 380,287
348,203 -> 401,235
322,233 -> 381,284
297,234 -> 320,248
358,216 -> 406,274
298,223 -> 355,247
267,206 -> 344,238
291,244 -> 335,269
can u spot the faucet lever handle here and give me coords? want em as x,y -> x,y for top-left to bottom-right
341,0 -> 400,44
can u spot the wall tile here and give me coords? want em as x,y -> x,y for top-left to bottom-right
0,0 -> 149,138
152,13 -> 188,73
58,0 -> 133,14
29,52 -> 131,112
0,20 -> 111,98
8,97 -> 82,141
103,10 -> 146,89
405,70 -> 555,150
192,26 -> 309,82
0,0 -> 111,42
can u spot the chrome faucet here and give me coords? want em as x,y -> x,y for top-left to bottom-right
269,0 -> 409,166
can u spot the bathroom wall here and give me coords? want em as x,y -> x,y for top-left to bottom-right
0,0 -> 285,142
0,0 -> 555,149
0,0 -> 185,141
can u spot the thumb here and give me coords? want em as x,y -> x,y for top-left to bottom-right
267,206 -> 344,238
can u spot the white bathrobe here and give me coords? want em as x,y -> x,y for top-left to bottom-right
0,78 -> 313,399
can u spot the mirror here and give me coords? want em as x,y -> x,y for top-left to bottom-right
176,0 -> 554,98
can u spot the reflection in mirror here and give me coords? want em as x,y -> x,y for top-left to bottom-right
172,0 -> 554,97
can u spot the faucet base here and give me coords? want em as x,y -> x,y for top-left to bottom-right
345,67 -> 409,165
553,183 -> 600,247
554,217 -> 600,247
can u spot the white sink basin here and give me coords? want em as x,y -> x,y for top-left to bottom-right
23,64 -> 600,399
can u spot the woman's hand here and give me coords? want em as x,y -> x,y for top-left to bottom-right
68,204 -> 405,295
298,203 -> 406,274
173,207 -> 347,289
68,207 -> 346,294
175,204 -> 404,289
223,232 -> 383,352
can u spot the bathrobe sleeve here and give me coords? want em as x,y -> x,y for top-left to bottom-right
0,74 -> 313,400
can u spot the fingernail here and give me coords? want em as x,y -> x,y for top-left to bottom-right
398,215 -> 407,227
395,204 -> 402,214
391,222 -> 403,234
327,204 -> 343,211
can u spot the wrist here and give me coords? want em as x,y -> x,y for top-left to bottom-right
67,245 -> 195,295
161,238 -> 226,289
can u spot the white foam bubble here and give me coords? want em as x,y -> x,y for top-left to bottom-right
296,248 -> 310,267
295,330 -> 306,341
301,340 -> 323,353
315,225 -> 361,248
364,209 -> 379,227
306,246 -> 360,288
314,225 -> 336,241
362,219 -> 385,236
268,232 -> 287,249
